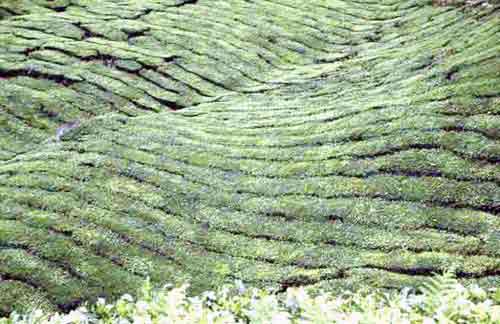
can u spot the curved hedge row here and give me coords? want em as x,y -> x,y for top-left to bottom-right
0,0 -> 499,316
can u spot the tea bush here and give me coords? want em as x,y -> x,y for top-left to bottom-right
2,273 -> 499,324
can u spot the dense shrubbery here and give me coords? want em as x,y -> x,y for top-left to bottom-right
1,273 -> 499,323
0,0 -> 499,321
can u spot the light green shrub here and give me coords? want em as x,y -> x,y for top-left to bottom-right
1,273 -> 499,323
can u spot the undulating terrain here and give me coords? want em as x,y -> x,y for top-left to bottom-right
0,0 -> 499,316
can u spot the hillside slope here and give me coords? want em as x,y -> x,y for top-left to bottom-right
0,0 -> 499,316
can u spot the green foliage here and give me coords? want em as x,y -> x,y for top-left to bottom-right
1,274 -> 499,323
0,0 -> 499,316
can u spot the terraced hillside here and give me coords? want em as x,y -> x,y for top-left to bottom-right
0,0 -> 499,316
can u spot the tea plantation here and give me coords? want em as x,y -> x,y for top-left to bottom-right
0,0 -> 499,316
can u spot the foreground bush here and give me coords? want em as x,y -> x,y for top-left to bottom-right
1,273 -> 500,323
